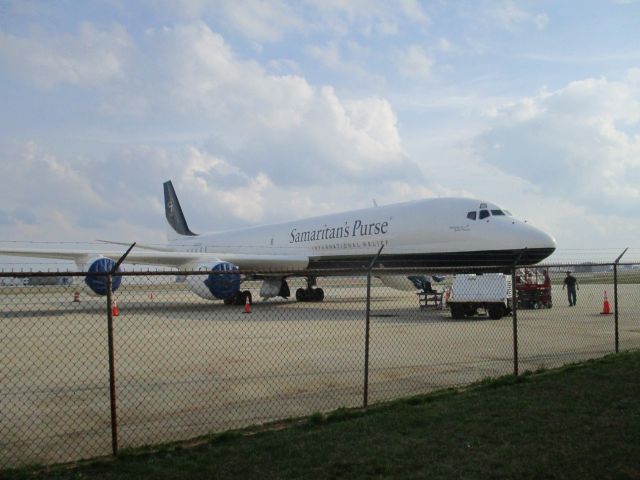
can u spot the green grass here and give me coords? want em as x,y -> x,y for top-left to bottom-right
7,351 -> 640,479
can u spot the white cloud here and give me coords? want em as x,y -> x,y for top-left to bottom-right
148,0 -> 305,43
307,0 -> 429,36
475,75 -> 640,217
396,45 -> 433,79
437,38 -> 454,52
625,68 -> 640,84
139,23 -> 415,185
0,141 -> 121,243
0,22 -> 131,88
0,141 -> 105,210
150,0 -> 430,42
305,40 -> 381,85
222,0 -> 305,43
488,1 -> 549,32
0,139 -> 432,245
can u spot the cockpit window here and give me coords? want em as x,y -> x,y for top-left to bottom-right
504,210 -> 512,216
491,210 -> 505,216
466,211 -> 477,220
479,209 -> 490,220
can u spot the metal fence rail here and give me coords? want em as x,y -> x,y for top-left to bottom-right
1,262 -> 639,468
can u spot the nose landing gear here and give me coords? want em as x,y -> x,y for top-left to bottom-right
295,277 -> 325,302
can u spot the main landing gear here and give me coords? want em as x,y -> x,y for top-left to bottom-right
296,277 -> 324,302
224,290 -> 252,306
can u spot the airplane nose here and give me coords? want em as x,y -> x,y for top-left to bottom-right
518,224 -> 556,263
529,225 -> 556,250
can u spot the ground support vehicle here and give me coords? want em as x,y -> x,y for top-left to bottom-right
515,268 -> 552,309
447,273 -> 512,320
418,290 -> 444,309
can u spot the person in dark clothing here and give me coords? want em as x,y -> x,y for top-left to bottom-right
562,271 -> 579,306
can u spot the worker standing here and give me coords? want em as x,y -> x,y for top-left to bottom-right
562,271 -> 579,306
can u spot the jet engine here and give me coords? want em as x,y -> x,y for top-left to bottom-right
187,261 -> 241,301
83,256 -> 122,296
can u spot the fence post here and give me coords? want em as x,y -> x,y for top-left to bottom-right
103,244 -> 134,456
363,245 -> 384,408
511,266 -> 518,376
106,273 -> 119,455
510,250 -> 526,377
613,248 -> 627,354
614,263 -> 619,354
363,270 -> 371,408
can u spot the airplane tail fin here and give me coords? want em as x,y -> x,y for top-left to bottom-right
163,181 -> 197,241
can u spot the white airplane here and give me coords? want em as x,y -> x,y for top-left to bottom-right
0,181 -> 555,303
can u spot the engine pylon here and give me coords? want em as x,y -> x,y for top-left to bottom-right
600,291 -> 611,315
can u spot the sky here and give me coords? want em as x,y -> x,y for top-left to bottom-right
1,0 -> 640,267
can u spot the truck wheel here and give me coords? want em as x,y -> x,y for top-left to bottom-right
450,306 -> 464,320
488,305 -> 505,320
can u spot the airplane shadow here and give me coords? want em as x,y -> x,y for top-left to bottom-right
2,297 -> 501,325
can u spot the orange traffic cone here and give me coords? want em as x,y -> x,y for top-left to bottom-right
601,291 -> 611,315
244,295 -> 251,314
73,291 -> 80,302
112,299 -> 119,317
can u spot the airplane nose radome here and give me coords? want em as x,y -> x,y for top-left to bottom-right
521,226 -> 556,263
536,228 -> 557,250
524,224 -> 555,248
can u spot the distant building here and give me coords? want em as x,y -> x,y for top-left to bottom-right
571,264 -> 612,274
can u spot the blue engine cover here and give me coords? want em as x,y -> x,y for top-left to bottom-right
204,262 -> 240,300
85,258 -> 122,295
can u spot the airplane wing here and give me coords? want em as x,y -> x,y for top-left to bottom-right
0,247 -> 309,271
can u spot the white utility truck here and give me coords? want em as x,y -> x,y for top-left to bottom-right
448,273 -> 512,320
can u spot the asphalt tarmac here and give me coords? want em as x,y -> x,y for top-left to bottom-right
1,280 -> 638,467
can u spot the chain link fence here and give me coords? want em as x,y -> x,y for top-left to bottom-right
1,263 -> 639,468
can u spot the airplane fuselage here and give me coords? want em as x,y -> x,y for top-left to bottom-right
169,197 -> 555,269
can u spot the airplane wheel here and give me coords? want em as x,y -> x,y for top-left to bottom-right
314,288 -> 324,302
450,306 -> 464,320
488,305 -> 505,320
296,288 -> 305,302
464,307 -> 477,317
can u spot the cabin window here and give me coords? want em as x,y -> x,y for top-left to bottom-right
479,209 -> 490,220
466,211 -> 477,220
491,210 -> 505,216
